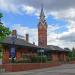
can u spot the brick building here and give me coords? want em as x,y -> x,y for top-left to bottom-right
38,7 -> 47,47
0,7 -> 69,64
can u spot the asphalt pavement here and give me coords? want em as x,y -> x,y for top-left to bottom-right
0,59 -> 2,64
1,64 -> 75,75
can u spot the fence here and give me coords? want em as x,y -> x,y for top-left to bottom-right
0,61 -> 60,72
0,65 -> 5,73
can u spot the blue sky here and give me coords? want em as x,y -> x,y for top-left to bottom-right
0,0 -> 75,49
1,10 -> 67,33
1,12 -> 37,28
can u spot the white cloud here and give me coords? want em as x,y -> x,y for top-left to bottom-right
12,24 -> 38,45
50,8 -> 75,20
0,0 -> 21,14
21,5 -> 36,15
1,0 -> 75,49
12,24 -> 75,49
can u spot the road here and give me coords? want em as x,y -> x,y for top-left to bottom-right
0,59 -> 2,64
1,64 -> 75,75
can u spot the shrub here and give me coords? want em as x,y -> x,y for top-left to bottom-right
16,58 -> 31,63
31,55 -> 47,63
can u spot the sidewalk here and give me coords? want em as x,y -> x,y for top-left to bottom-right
0,59 -> 2,64
1,67 -> 53,75
1,64 -> 75,75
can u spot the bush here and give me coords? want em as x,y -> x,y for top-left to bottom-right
0,52 -> 2,59
16,58 -> 31,63
31,55 -> 47,63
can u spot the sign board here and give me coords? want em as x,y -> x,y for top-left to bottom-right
10,47 -> 16,58
37,49 -> 44,53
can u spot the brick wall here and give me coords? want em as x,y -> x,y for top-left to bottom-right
0,62 -> 60,72
51,52 -> 59,62
69,61 -> 75,64
63,53 -> 67,62
2,49 -> 9,64
16,51 -> 21,60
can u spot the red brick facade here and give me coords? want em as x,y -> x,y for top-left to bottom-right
38,7 -> 47,47
2,48 -> 67,64
38,24 -> 47,47
2,48 -> 9,64
1,7 -> 69,72
0,62 -> 60,72
51,52 -> 59,62
51,52 -> 67,62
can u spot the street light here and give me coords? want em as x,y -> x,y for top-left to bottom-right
10,35 -> 16,63
40,49 -> 44,63
37,49 -> 44,63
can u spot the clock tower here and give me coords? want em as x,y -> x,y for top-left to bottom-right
38,7 -> 47,47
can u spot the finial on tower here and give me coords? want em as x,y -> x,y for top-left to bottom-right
40,4 -> 45,22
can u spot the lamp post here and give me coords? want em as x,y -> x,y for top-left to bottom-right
38,49 -> 44,63
40,49 -> 44,63
11,35 -> 16,63
72,40 -> 75,60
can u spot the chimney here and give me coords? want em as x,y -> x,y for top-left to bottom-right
26,34 -> 29,43
12,30 -> 17,37
33,42 -> 35,45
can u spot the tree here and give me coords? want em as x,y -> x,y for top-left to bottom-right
0,13 -> 11,59
0,13 -> 3,18
72,47 -> 75,58
0,13 -> 11,41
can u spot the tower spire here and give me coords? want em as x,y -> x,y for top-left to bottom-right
38,5 -> 47,47
40,4 -> 45,22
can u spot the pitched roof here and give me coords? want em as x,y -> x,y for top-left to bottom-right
64,48 -> 70,51
0,37 -> 38,48
45,45 -> 66,51
0,37 -> 69,52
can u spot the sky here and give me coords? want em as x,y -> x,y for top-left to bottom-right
0,0 -> 75,49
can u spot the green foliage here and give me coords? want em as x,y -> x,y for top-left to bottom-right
0,13 -> 3,18
0,49 -> 2,59
15,55 -> 47,63
15,58 -> 31,63
0,13 -> 11,41
31,55 -> 47,63
68,51 -> 72,58
15,54 -> 31,63
17,59 -> 31,63
67,48 -> 75,61
0,24 -> 11,41
72,47 -> 75,57
67,51 -> 73,61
